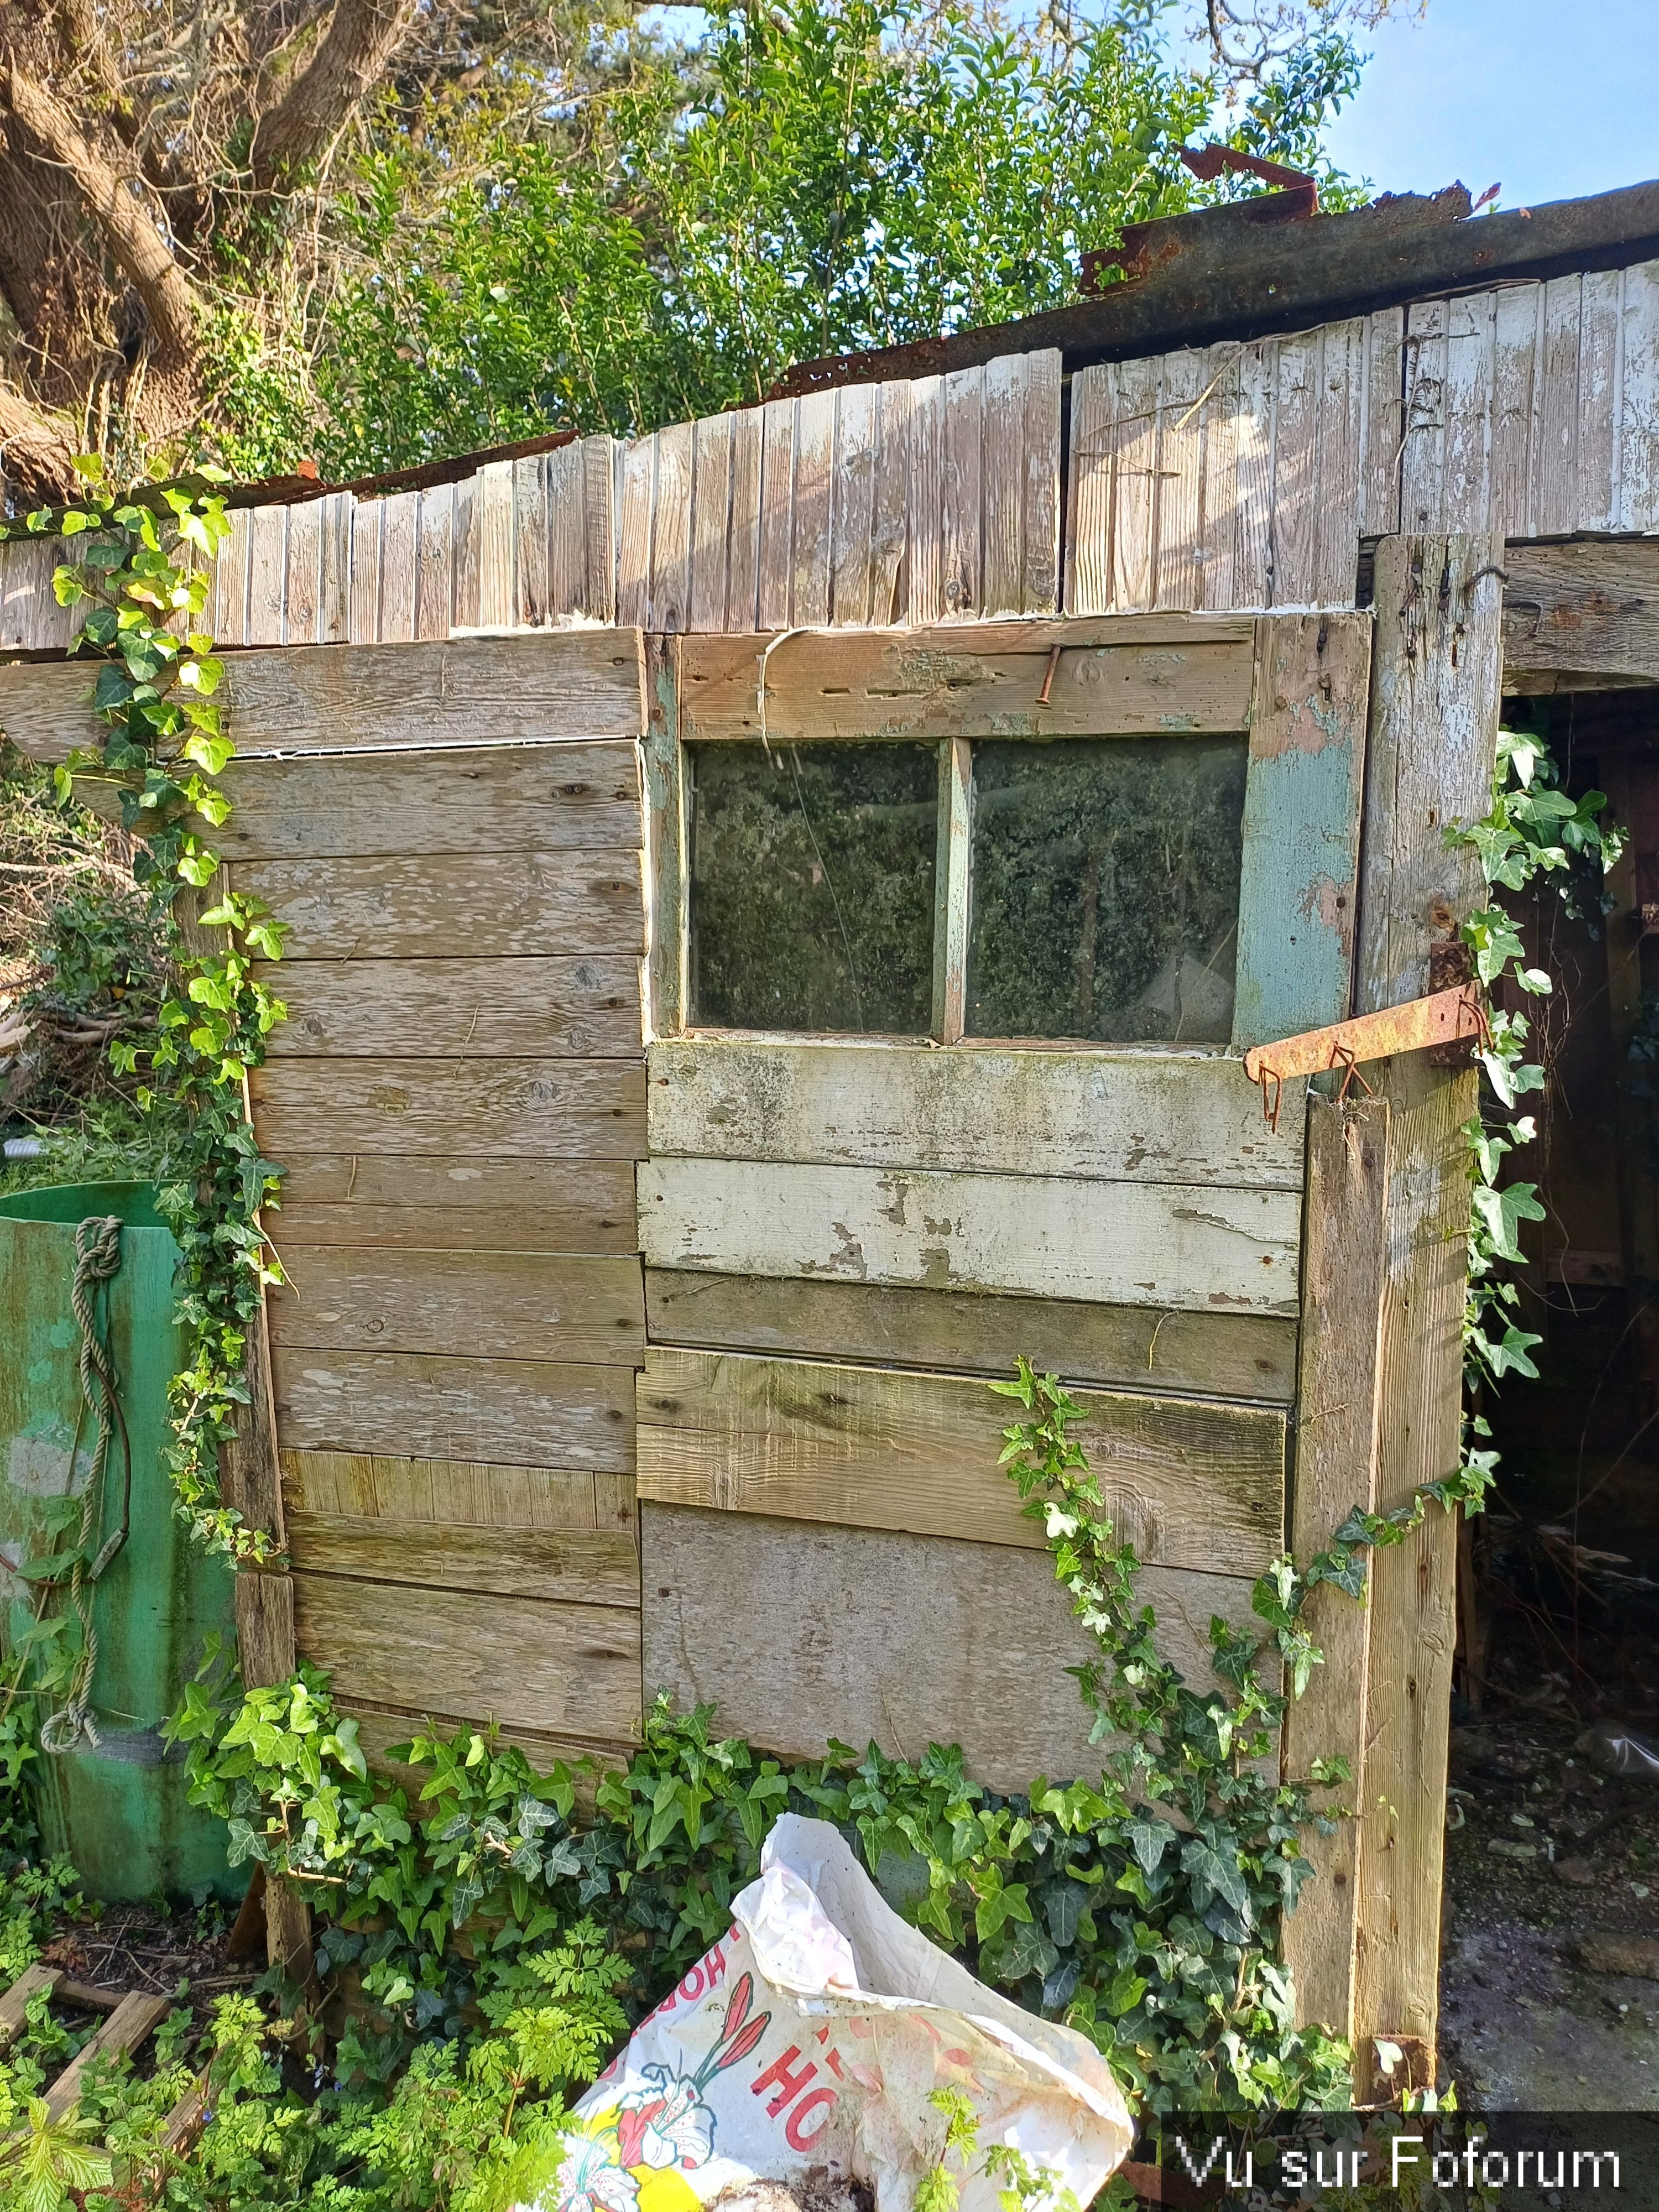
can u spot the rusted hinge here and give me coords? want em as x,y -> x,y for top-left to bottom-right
1241,984 -> 1487,1129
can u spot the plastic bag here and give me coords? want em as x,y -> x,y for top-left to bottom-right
532,1814 -> 1131,2212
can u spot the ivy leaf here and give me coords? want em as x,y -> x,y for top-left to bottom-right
1181,1837 -> 1251,1919
1471,1178 -> 1546,1264
1043,1879 -> 1089,1947
984,1917 -> 1058,1986
1128,1817 -> 1177,1875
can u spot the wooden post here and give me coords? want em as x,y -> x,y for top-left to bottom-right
1349,533 -> 1502,2099
1283,1092 -> 1389,2046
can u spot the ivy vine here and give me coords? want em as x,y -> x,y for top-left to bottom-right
2,464 -> 289,1559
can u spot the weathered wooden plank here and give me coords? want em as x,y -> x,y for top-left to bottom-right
347,497 -> 383,644
1536,275 -> 1583,537
212,740 -> 643,863
940,366 -> 983,619
233,849 -> 644,960
1233,340 -> 1275,607
642,1504 -> 1258,1792
791,389 -> 836,627
982,354 -> 1025,618
645,1037 -> 1304,1185
269,1246 -> 644,1363
1194,343 -> 1240,613
378,491 -> 420,644
1502,538 -> 1659,685
637,1348 -> 1284,1576
1358,307 -> 1404,537
1399,296 -> 1448,533
1154,348 -> 1206,612
638,1156 -> 1300,1312
319,492 -> 353,643
688,413 -> 733,634
870,378 -> 911,626
271,1347 -> 637,1468
247,505 -> 288,646
473,461 -> 515,629
284,498 -> 322,647
1490,284 -> 1542,540
678,619 -> 1255,745
1350,533 -> 1498,2095
1021,348 -> 1062,614
1281,1094 -> 1389,2043
900,373 -> 944,625
252,1056 -> 646,1159
1232,612 -> 1372,1050
214,506 -> 253,646
1110,353 -> 1160,614
416,483 -> 455,639
1063,362 -> 1115,617
583,434 -> 618,625
283,1448 -> 612,1528
342,1699 -> 633,1777
545,442 -> 583,623
294,1573 -> 641,1740
288,1513 -> 640,1606
727,407 -> 764,634
1313,319 -> 1364,605
266,953 -> 640,1058
1577,267 -> 1623,532
649,419 -> 695,634
1269,330 -> 1319,604
45,1993 -> 170,2121
615,438 -> 654,632
235,1571 -> 295,1690
642,633 -> 686,1039
757,400 -> 795,632
272,1154 -> 638,1254
830,379 -> 878,627
643,1270 -> 1299,1402
1441,291 -> 1495,533
1618,260 -> 1659,533
0,1965 -> 61,2049
931,737 -> 971,1043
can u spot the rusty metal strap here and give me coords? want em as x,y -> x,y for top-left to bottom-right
1241,984 -> 1488,1129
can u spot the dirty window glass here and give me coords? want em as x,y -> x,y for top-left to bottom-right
967,735 -> 1248,1042
689,742 -> 938,1032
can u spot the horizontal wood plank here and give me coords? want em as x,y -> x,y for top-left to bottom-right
642,1270 -> 1298,1402
288,1512 -> 640,1606
271,1348 -> 636,1469
636,1348 -> 1283,1576
294,1572 -> 642,1740
281,1448 -> 634,1530
213,742 -> 643,862
1503,538 -> 1659,682
648,1039 -> 1302,1186
235,849 -> 644,961
642,1504 -> 1259,1792
341,1700 -> 632,1780
268,1248 -> 645,1364
680,622 -> 1256,742
1,633 -> 649,760
267,956 -> 640,1059
251,1058 -> 646,1159
638,1157 -> 1300,1313
273,1155 -> 638,1255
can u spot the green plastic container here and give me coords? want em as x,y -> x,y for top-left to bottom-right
0,1181 -> 238,1900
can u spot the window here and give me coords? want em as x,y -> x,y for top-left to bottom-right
688,742 -> 938,1034
967,737 -> 1246,1043
684,731 -> 1248,1044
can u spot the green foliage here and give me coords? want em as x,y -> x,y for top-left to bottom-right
231,0 -> 1366,474
1446,726 -> 1625,1416
0,469 -> 289,1559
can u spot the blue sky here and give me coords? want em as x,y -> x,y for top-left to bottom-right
1320,0 -> 1659,208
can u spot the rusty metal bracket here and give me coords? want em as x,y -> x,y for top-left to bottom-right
1241,984 -> 1488,1130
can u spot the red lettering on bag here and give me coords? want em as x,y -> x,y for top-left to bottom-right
678,1965 -> 706,2003
751,2046 -> 819,2116
784,2088 -> 837,2150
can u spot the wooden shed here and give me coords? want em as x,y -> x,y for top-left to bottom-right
8,174 -> 1659,2091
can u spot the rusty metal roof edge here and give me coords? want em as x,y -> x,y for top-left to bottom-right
769,176 -> 1659,399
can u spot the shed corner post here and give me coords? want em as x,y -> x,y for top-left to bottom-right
1348,531 -> 1503,2103
642,631 -> 686,1041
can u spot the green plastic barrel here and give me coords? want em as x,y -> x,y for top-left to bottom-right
0,1181 -> 238,1900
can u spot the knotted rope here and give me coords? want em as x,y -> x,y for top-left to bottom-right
39,1214 -> 131,1755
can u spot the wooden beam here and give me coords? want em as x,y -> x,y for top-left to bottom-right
286,1514 -> 640,1607
644,1271 -> 1300,1404
1281,1094 -> 1389,2044
270,1155 -> 638,1256
249,1057 -> 647,1161
1502,538 -> 1659,685
1349,532 -> 1499,2099
44,1992 -> 170,2120
637,1347 -> 1286,1578
643,634 -> 688,1039
0,1964 -> 61,2049
265,955 -> 641,1060
267,1248 -> 645,1366
678,619 -> 1256,744
270,1348 -> 638,1470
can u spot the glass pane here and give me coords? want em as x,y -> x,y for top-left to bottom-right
967,735 -> 1248,1042
689,742 -> 938,1033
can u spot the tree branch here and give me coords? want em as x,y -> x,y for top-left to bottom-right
248,0 -> 416,196
0,380 -> 81,502
3,67 -> 199,368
